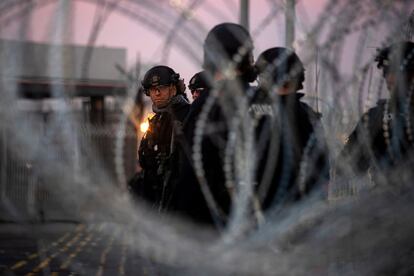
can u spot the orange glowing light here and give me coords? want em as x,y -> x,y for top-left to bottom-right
140,121 -> 149,133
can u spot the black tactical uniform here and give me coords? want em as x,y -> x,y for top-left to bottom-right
254,47 -> 329,211
256,92 -> 327,209
340,100 -> 414,178
173,23 -> 258,227
339,41 -> 414,181
133,65 -> 190,211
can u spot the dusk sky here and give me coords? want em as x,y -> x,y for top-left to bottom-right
0,0 -> 329,82
1,0 -> 413,110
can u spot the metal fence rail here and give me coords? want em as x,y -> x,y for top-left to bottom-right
0,111 -> 137,222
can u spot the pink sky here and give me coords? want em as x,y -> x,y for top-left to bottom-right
0,0 -> 328,82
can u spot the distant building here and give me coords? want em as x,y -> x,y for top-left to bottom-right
0,39 -> 128,123
0,39 -> 126,93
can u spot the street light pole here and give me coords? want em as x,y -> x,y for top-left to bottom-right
240,0 -> 249,31
285,0 -> 295,48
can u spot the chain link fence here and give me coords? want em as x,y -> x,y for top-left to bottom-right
0,109 -> 137,223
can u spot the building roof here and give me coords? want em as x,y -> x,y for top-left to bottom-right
0,39 -> 127,98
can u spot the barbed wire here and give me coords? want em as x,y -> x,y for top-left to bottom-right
1,0 -> 414,275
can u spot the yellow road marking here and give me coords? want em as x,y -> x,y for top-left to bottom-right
96,230 -> 117,276
58,224 -> 103,270
27,253 -> 39,260
118,234 -> 128,276
29,226 -> 88,274
60,234 -> 94,269
11,260 -> 27,270
34,257 -> 52,271
10,224 -> 85,271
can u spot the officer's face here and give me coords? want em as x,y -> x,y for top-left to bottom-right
191,89 -> 203,101
149,84 -> 177,108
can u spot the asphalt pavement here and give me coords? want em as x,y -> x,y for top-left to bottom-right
0,222 -> 181,276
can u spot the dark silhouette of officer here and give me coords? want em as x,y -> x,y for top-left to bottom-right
188,71 -> 210,101
339,41 -> 414,183
254,47 -> 329,211
173,23 -> 257,227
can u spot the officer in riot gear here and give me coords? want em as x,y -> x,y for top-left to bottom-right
132,65 -> 190,211
338,41 -> 414,182
174,23 -> 258,226
254,47 -> 329,210
188,71 -> 210,101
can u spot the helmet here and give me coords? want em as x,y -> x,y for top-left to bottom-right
141,65 -> 181,96
256,47 -> 305,88
375,41 -> 414,74
188,71 -> 211,92
203,23 -> 256,82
